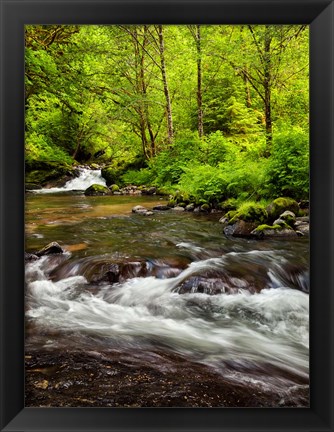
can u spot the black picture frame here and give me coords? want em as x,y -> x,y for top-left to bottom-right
1,0 -> 333,431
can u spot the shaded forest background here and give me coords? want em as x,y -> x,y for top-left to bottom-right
25,24 -> 309,204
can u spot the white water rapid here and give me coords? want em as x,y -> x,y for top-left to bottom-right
26,252 -> 309,387
33,168 -> 106,193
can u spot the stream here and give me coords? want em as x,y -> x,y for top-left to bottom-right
25,169 -> 309,407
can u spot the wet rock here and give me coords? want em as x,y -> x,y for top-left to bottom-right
25,252 -> 39,261
25,183 -> 42,191
35,242 -> 64,257
171,206 -> 185,212
272,218 -> 286,227
153,205 -> 170,211
103,264 -> 120,284
296,216 -> 309,223
84,184 -> 109,196
90,163 -> 100,169
279,210 -> 296,227
193,207 -> 201,213
219,217 -> 229,226
224,221 -> 258,238
178,277 -> 229,295
121,185 -> 139,195
25,350 -> 308,408
185,204 -> 195,212
251,225 -> 297,239
132,205 -> 148,213
200,204 -> 210,213
109,184 -> 120,193
142,187 -> 156,195
132,206 -> 153,216
295,222 -> 309,236
266,198 -> 299,222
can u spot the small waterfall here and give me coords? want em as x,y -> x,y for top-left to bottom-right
32,168 -> 107,193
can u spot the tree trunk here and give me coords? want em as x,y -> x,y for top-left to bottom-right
196,25 -> 204,138
263,26 -> 272,154
157,25 -> 174,146
242,68 -> 252,108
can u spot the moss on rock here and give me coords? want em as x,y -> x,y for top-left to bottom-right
110,184 -> 120,192
251,223 -> 297,239
266,197 -> 299,221
84,184 -> 109,196
101,166 -> 121,187
229,203 -> 268,225
26,163 -> 74,187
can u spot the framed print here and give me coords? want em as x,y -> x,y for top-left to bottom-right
1,0 -> 333,431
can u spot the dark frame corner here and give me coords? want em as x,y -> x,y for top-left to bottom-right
1,0 -> 333,431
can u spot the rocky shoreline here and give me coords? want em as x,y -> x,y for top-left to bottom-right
25,349 -> 309,408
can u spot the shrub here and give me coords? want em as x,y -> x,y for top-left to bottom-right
266,127 -> 309,200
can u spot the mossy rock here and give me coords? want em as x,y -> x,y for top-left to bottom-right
25,182 -> 42,190
279,210 -> 296,227
90,163 -> 100,170
225,210 -> 237,220
101,166 -> 121,186
224,220 -> 258,238
25,159 -> 72,173
266,198 -> 299,222
220,199 -> 238,212
251,224 -> 298,239
84,184 -> 109,196
26,163 -> 74,187
200,204 -> 210,212
229,203 -> 268,225
272,219 -> 292,229
110,184 -> 120,192
173,191 -> 190,205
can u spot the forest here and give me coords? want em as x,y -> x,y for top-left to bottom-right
25,25 -> 310,408
25,24 -> 309,206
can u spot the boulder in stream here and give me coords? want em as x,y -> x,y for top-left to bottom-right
224,220 -> 258,238
25,252 -> 39,261
132,205 -> 153,216
153,205 -> 170,211
84,184 -> 109,196
266,198 -> 299,222
251,224 -> 298,239
35,242 -> 64,257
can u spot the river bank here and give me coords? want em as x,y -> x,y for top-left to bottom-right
24,172 -> 309,408
25,348 -> 308,408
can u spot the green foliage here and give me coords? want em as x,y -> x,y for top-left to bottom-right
229,202 -> 268,224
25,132 -> 73,166
266,127 -> 309,199
24,25 -> 309,203
121,168 -> 153,186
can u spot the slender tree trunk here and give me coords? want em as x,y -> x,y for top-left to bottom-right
133,26 -> 155,158
196,25 -> 204,138
263,26 -> 272,154
157,25 -> 174,146
242,68 -> 252,108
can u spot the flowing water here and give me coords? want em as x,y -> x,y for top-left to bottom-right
25,169 -> 309,407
